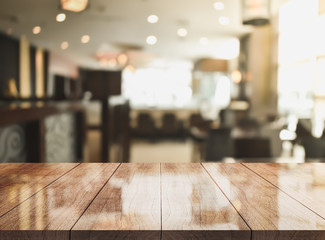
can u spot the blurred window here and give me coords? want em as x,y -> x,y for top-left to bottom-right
122,65 -> 192,108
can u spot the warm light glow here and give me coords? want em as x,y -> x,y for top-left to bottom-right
19,35 -> 31,98
108,59 -> 117,68
99,59 -> 109,67
61,0 -> 88,12
99,58 -> 118,68
229,101 -> 250,110
33,26 -> 41,35
242,0 -> 270,25
147,15 -> 159,23
177,28 -> 188,37
35,48 -> 45,98
125,65 -> 136,73
231,70 -> 242,84
81,35 -> 90,43
56,13 -> 66,22
213,1 -> 224,10
61,41 -> 69,50
117,54 -> 128,65
219,16 -> 230,25
146,35 -> 157,45
199,37 -> 209,45
7,28 -> 13,35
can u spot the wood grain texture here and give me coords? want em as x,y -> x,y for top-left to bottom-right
243,163 -> 325,219
0,163 -> 120,240
161,163 -> 250,240
203,163 -> 325,240
0,163 -> 78,217
72,163 -> 161,240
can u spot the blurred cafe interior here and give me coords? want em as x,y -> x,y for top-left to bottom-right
1,0 -> 325,164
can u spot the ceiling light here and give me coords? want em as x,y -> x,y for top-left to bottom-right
213,2 -> 224,10
117,54 -> 128,65
108,59 -> 117,68
147,15 -> 159,23
99,59 -> 109,67
231,70 -> 242,84
33,26 -> 41,35
61,0 -> 88,12
242,0 -> 270,26
219,16 -> 230,25
125,65 -> 136,73
177,28 -> 188,37
100,59 -> 117,68
199,37 -> 209,45
56,13 -> 66,22
81,35 -> 90,43
61,41 -> 69,50
146,35 -> 157,45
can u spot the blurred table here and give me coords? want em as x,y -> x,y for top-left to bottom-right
221,156 -> 325,163
1,163 -> 325,239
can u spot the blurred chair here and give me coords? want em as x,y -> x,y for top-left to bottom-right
301,137 -> 325,158
189,113 -> 211,162
205,128 -> 233,161
190,113 -> 206,128
296,119 -> 313,141
133,113 -> 156,140
219,109 -> 249,128
159,113 -> 182,138
232,118 -> 261,138
233,137 -> 271,158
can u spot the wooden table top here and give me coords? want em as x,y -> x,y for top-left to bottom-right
0,163 -> 325,240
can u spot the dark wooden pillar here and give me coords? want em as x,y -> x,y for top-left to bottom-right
101,99 -> 110,162
75,111 -> 86,161
25,119 -> 46,163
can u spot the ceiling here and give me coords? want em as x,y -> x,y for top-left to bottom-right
0,0 -> 253,69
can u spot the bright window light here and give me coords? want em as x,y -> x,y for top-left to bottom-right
213,38 -> 239,60
122,66 -> 192,108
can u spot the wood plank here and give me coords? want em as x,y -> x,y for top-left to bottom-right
161,163 -> 250,240
203,163 -> 325,240
0,163 -> 120,240
0,163 -> 78,217
243,163 -> 325,219
71,163 -> 161,240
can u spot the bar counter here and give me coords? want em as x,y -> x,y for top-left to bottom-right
0,101 -> 86,163
0,163 -> 325,239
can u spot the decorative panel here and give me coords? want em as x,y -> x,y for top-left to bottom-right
45,113 -> 76,162
0,124 -> 26,163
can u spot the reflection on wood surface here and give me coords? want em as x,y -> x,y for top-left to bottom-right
0,162 -> 325,239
